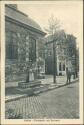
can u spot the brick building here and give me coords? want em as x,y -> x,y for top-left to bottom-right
5,4 -> 46,82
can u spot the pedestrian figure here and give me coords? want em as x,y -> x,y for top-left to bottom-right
66,68 -> 71,84
26,66 -> 29,82
29,68 -> 34,81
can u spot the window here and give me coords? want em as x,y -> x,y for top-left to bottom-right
59,62 -> 62,71
63,64 -> 65,71
6,31 -> 18,59
29,37 -> 36,62
49,51 -> 52,56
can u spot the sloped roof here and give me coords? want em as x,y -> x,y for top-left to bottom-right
5,5 -> 45,34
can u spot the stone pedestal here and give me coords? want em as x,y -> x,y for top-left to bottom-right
18,80 -> 41,89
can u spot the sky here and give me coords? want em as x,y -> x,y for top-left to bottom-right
18,1 -> 83,46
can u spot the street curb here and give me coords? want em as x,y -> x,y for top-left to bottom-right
5,94 -> 28,103
35,79 -> 79,95
5,79 -> 79,103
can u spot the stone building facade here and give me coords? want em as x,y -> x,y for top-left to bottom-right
5,4 -> 46,82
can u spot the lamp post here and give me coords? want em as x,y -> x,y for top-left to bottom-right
53,40 -> 56,83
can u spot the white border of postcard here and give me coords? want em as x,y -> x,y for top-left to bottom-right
0,0 -> 83,124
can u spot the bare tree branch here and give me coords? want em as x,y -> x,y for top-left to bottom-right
45,14 -> 61,35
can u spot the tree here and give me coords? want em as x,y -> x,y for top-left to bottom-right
45,15 -> 61,83
45,15 -> 61,37
66,34 -> 78,78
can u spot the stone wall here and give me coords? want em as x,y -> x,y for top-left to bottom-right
5,20 -> 43,82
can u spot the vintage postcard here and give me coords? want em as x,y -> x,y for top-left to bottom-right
0,0 -> 83,124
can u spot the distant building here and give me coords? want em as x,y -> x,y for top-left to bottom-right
5,4 -> 46,82
45,40 -> 67,75
45,34 -> 77,76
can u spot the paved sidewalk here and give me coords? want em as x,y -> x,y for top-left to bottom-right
5,75 -> 75,88
5,75 -> 78,102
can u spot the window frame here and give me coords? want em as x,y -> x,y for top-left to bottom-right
29,37 -> 36,62
6,31 -> 18,60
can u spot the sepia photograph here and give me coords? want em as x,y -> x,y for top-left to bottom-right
0,0 -> 83,124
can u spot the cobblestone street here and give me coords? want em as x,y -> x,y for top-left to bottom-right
5,81 -> 79,119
